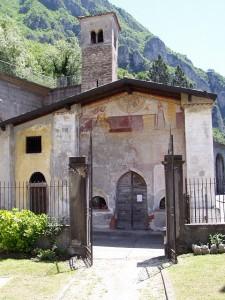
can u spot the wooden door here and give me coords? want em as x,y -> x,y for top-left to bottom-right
116,171 -> 148,230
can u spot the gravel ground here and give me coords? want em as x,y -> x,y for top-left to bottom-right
59,231 -> 171,300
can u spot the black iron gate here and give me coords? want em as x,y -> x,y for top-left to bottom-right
84,132 -> 93,267
68,133 -> 93,267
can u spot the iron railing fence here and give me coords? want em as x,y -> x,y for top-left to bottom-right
0,181 -> 70,224
0,59 -> 80,88
185,178 -> 225,224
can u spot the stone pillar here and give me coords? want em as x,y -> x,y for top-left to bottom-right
182,94 -> 214,179
0,125 -> 15,209
69,157 -> 88,256
163,155 -> 184,258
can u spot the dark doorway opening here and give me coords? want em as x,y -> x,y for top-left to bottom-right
116,171 -> 148,230
29,172 -> 47,214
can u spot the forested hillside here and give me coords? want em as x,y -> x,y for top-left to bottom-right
0,0 -> 225,135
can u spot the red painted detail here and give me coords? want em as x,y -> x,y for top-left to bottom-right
108,115 -> 143,132
176,112 -> 184,128
80,118 -> 93,132
148,214 -> 155,222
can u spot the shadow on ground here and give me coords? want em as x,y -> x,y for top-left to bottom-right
93,230 -> 164,249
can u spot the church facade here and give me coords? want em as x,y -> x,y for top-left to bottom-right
0,13 -> 217,230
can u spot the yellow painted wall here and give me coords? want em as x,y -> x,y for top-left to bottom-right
15,122 -> 52,184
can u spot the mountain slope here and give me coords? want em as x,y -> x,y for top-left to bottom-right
0,0 -> 225,130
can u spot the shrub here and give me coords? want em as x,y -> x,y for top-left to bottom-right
35,248 -> 56,261
0,209 -> 48,253
44,218 -> 63,247
209,233 -> 225,247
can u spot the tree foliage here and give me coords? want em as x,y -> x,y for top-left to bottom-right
0,19 -> 81,81
172,65 -> 193,88
148,55 -> 170,84
147,55 -> 194,88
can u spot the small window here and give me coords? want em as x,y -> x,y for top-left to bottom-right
26,136 -> 42,153
91,31 -> 96,44
159,197 -> 165,210
97,30 -> 104,43
92,196 -> 108,210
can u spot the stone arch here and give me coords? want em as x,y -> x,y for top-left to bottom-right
91,196 -> 108,210
159,197 -> 165,209
216,153 -> 225,194
116,171 -> 148,229
91,31 -> 96,44
29,172 -> 47,214
97,29 -> 104,43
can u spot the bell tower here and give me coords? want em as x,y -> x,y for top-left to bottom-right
79,12 -> 121,92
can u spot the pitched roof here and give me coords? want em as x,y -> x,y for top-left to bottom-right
0,78 -> 217,128
78,12 -> 121,31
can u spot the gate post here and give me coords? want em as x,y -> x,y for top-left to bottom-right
68,157 -> 89,258
163,155 -> 184,261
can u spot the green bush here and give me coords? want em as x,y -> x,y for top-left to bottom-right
35,248 -> 56,262
0,209 -> 48,253
209,233 -> 225,247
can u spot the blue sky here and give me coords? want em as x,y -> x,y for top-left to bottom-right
110,0 -> 225,77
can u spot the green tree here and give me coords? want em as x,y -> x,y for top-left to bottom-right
43,38 -> 81,80
118,68 -> 134,79
172,65 -> 193,88
135,71 -> 149,81
148,55 -> 170,84
0,18 -> 41,76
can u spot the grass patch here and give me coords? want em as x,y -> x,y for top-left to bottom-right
167,254 -> 225,300
0,258 -> 74,300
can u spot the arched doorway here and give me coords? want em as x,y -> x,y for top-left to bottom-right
216,154 -> 225,194
116,171 -> 148,230
29,172 -> 47,214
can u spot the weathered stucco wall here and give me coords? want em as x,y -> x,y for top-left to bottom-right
79,91 -> 186,228
182,94 -> 214,178
51,107 -> 80,180
15,116 -> 52,183
45,85 -> 81,105
0,79 -> 44,121
0,125 -> 14,183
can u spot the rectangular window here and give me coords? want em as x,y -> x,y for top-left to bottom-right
26,136 -> 42,153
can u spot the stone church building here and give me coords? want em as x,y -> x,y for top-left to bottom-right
0,13 -> 217,230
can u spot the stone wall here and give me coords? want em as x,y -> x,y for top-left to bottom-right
80,13 -> 119,92
81,45 -> 116,92
45,85 -> 81,105
181,224 -> 225,251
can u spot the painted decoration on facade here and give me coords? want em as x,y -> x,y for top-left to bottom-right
107,115 -> 143,132
80,92 -> 183,133
117,95 -> 145,113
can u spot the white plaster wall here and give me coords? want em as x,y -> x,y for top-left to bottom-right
51,107 -> 80,180
153,164 -> 165,210
184,104 -> 214,178
0,125 -> 14,183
